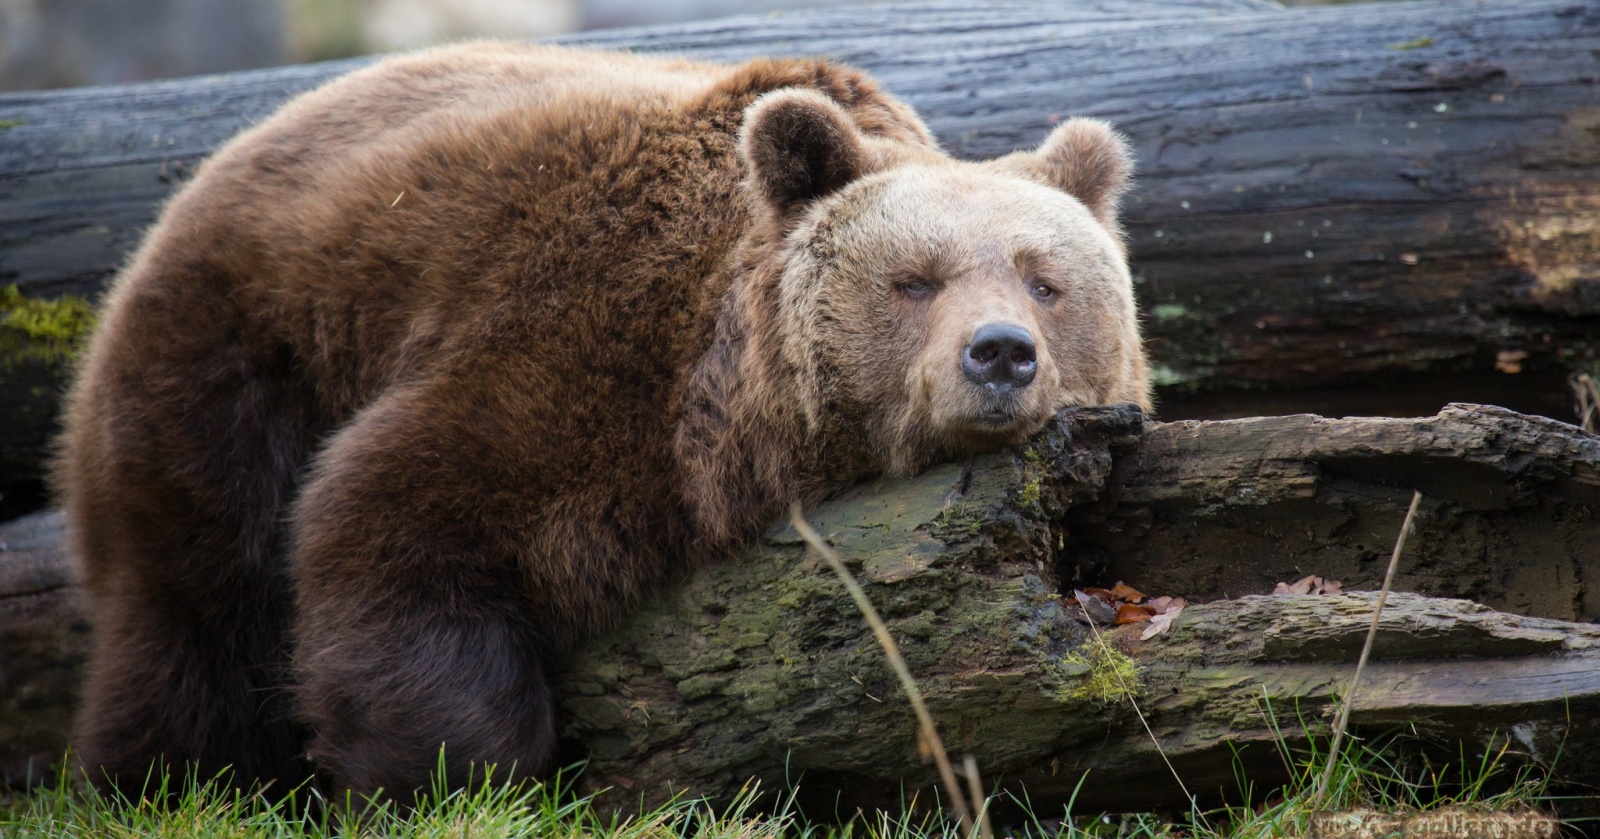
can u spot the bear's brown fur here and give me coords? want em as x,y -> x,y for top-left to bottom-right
56,42 -> 1149,801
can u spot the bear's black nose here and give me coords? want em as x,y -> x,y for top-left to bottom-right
962,323 -> 1037,391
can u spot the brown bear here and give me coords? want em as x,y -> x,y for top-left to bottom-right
56,42 -> 1149,802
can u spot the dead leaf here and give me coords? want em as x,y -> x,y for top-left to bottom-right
1113,603 -> 1156,625
1108,582 -> 1146,603
1290,574 -> 1317,595
1272,575 -> 1343,595
1496,349 -> 1528,374
1141,602 -> 1185,639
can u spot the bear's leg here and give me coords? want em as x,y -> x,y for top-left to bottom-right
73,574 -> 305,800
294,593 -> 559,800
60,307 -> 317,800
287,388 -> 567,800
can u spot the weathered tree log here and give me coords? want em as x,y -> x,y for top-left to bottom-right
5,405 -> 1598,812
1072,405 -> 1600,621
3,0 -> 1599,510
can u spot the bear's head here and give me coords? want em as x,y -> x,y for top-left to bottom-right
737,88 -> 1150,478
675,86 -> 1151,542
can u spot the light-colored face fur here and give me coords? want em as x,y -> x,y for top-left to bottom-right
741,89 -> 1150,477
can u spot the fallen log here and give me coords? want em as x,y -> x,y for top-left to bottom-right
3,0 -> 1599,509
0,509 -> 87,788
5,405 -> 1598,813
1071,404 -> 1600,622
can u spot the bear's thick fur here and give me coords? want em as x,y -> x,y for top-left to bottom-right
57,43 -> 1149,800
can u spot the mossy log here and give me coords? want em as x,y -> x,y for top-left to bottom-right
4,405 -> 1599,812
3,0 -> 1600,510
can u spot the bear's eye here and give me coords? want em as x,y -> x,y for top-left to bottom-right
898,279 -> 936,300
1028,279 -> 1057,301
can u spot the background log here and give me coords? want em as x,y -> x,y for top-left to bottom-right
5,405 -> 1598,811
2,0 -> 1599,516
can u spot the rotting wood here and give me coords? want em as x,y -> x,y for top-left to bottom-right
4,405 -> 1598,813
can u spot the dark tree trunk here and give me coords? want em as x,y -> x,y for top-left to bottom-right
5,405 -> 1598,813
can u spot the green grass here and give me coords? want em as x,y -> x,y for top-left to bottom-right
3,763 -> 816,839
1,731 -> 1566,839
1005,724 -> 1560,839
1196,732 -> 1555,838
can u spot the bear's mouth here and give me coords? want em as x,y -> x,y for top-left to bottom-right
975,407 -> 1017,426
930,390 -> 1048,454
965,392 -> 1034,432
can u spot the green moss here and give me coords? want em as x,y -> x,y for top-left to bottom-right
0,284 -> 97,367
931,495 -> 983,540
1056,638 -> 1145,705
1017,446 -> 1045,510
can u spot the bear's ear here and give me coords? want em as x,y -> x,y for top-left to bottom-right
740,88 -> 868,218
1008,118 -> 1133,229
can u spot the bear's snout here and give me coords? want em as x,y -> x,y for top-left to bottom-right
961,323 -> 1038,392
